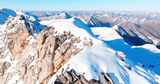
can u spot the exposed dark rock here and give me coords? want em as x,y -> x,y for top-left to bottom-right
54,69 -> 113,84
156,42 -> 160,49
87,14 -> 160,47
88,16 -> 112,27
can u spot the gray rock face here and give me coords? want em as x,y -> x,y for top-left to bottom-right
87,14 -> 160,48
88,16 -> 112,27
116,24 -> 153,46
54,69 -> 113,84
118,22 -> 160,47
0,61 -> 11,76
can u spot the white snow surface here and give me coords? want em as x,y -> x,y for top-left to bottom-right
125,67 -> 150,84
91,26 -> 160,53
49,44 -> 154,84
41,18 -> 88,37
91,26 -> 122,40
132,44 -> 160,53
41,18 -> 102,46
48,44 -> 122,83
41,18 -> 158,84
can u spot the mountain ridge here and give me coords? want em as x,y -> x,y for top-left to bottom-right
0,8 -> 160,84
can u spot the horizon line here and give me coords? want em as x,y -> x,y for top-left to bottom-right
1,7 -> 160,13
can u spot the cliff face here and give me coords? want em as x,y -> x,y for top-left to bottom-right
0,13 -> 94,84
54,69 -> 113,84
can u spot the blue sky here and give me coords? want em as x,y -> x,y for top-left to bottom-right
0,0 -> 159,11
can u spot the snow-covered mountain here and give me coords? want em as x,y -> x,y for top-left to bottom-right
87,14 -> 160,49
0,8 -> 16,24
0,9 -> 160,84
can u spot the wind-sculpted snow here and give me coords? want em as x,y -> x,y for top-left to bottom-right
42,18 -> 159,84
91,26 -> 160,75
82,24 -> 160,76
49,44 -> 156,84
49,45 -> 128,84
106,39 -> 160,75
90,26 -> 160,83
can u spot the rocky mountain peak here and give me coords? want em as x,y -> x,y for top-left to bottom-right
0,11 -> 95,84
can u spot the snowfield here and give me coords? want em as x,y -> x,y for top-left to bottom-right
41,18 -> 102,47
41,18 -> 160,84
91,26 -> 122,41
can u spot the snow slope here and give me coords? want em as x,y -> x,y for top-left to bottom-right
0,8 -> 16,24
90,25 -> 160,83
41,18 -> 158,84
41,17 -> 102,46
91,27 -> 122,40
100,28 -> 160,74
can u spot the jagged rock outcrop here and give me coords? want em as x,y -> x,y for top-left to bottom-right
58,12 -> 72,19
115,23 -> 153,46
6,14 -> 32,58
0,13 -> 94,84
88,16 -> 112,27
116,22 -> 160,46
54,69 -> 113,84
